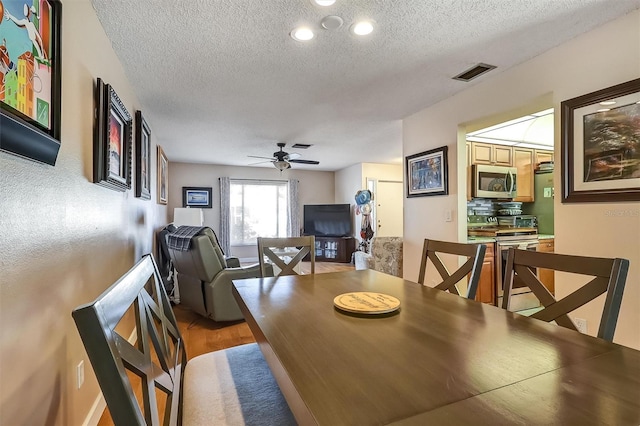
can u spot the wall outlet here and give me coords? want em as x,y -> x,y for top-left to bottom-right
543,187 -> 552,198
574,318 -> 587,334
77,360 -> 85,389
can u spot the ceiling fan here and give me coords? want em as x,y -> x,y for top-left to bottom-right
248,142 -> 320,171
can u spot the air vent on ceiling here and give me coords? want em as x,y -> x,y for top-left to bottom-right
452,63 -> 497,82
291,143 -> 312,149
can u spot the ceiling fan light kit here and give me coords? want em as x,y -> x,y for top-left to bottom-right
249,142 -> 320,170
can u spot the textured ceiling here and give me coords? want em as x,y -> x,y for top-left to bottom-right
90,0 -> 640,171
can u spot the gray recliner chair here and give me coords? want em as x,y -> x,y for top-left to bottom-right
168,227 -> 272,322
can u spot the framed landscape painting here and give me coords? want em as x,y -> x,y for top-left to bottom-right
406,146 -> 448,197
0,0 -> 62,165
183,187 -> 212,208
561,78 -> 640,202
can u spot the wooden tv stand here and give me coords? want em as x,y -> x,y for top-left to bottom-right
306,236 -> 356,263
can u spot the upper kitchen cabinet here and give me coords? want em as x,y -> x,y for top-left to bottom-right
513,147 -> 534,202
534,149 -> 554,165
471,142 -> 513,166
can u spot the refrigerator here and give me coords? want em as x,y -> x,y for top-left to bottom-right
523,171 -> 554,235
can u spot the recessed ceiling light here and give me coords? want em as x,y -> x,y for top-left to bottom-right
351,20 -> 374,36
599,101 -> 616,106
290,27 -> 314,42
313,0 -> 336,6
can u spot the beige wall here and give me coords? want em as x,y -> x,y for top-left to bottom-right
403,11 -> 640,348
0,1 -> 169,424
168,162 -> 335,259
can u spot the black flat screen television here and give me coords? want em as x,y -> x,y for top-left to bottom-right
304,204 -> 352,237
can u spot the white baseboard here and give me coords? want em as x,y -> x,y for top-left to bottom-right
81,328 -> 138,425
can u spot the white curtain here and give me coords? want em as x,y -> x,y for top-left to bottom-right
219,177 -> 231,254
288,179 -> 300,237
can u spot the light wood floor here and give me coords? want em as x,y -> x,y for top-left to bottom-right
97,261 -> 353,425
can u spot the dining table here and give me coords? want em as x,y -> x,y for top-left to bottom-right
232,269 -> 640,425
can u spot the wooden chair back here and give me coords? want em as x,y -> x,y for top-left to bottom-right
72,255 -> 186,425
418,239 -> 486,299
501,248 -> 629,341
257,236 -> 315,277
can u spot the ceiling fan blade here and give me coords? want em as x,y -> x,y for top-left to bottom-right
286,152 -> 301,160
289,159 -> 320,165
247,160 -> 275,166
248,155 -> 276,160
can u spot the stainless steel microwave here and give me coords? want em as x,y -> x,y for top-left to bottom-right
472,164 -> 517,198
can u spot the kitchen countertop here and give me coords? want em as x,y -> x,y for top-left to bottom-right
467,234 -> 555,243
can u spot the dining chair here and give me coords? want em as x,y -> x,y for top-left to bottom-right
257,236 -> 316,277
417,239 -> 487,299
501,248 -> 629,341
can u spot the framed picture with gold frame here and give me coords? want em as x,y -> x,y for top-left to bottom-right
157,145 -> 168,204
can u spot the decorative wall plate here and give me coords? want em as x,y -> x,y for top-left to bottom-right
333,292 -> 400,314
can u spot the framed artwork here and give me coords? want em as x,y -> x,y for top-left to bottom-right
561,78 -> 640,202
182,187 -> 212,208
93,78 -> 131,191
135,111 -> 151,200
0,0 -> 62,165
406,146 -> 448,197
157,144 -> 168,204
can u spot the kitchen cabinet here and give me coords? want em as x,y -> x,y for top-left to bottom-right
474,242 -> 495,304
535,149 -> 554,165
471,142 -> 512,166
513,147 -> 534,202
537,238 -> 555,294
466,143 -> 472,201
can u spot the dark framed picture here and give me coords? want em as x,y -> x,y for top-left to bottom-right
135,111 -> 151,200
406,146 -> 448,197
561,78 -> 640,202
93,78 -> 132,191
183,187 -> 212,208
157,145 -> 168,204
0,0 -> 62,166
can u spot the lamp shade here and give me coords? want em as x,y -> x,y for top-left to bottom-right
173,208 -> 204,226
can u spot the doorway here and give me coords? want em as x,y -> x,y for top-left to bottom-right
369,179 -> 403,237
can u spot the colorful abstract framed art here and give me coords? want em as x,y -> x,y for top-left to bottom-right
0,0 -> 62,165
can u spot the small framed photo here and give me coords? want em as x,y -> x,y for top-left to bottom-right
157,145 -> 168,205
135,111 -> 151,200
561,78 -> 640,202
406,146 -> 448,197
93,78 -> 132,191
183,187 -> 212,208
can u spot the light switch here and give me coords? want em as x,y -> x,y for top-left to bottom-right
445,210 -> 453,222
543,187 -> 552,198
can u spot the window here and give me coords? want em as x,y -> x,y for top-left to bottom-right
230,180 -> 289,245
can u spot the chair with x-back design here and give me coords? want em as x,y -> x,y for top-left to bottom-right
417,239 -> 487,299
502,248 -> 629,342
257,236 -> 315,277
72,254 -> 294,425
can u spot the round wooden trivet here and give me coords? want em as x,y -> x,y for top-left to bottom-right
333,292 -> 400,314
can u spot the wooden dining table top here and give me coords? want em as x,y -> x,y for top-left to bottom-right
232,269 -> 640,426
